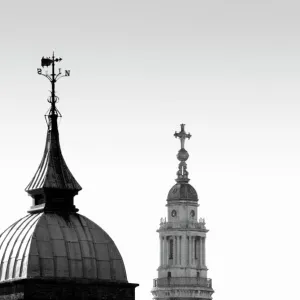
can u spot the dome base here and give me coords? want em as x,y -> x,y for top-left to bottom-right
0,278 -> 138,300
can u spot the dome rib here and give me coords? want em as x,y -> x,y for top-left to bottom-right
15,214 -> 41,279
0,214 -> 41,281
30,149 -> 49,190
42,214 -> 58,278
75,217 -> 98,279
19,223 -> 37,278
8,214 -> 40,280
0,215 -> 30,280
0,215 -> 31,250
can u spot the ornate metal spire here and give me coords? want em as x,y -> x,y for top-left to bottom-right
174,124 -> 192,182
26,53 -> 81,213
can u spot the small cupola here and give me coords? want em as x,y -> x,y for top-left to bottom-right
167,124 -> 198,203
25,53 -> 82,213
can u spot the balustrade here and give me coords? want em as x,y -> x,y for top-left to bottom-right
159,220 -> 206,230
153,277 -> 212,288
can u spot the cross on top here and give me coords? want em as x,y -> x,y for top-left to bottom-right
174,124 -> 191,149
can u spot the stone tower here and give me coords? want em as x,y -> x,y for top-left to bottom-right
151,124 -> 214,300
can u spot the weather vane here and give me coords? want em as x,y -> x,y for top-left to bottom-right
37,52 -> 70,122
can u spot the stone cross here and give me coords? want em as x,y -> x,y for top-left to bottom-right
174,124 -> 191,149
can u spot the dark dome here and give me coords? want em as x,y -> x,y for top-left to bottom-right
0,212 -> 127,283
167,183 -> 198,202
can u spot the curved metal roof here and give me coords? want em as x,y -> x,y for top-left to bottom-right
25,115 -> 82,193
167,183 -> 198,202
0,213 -> 127,283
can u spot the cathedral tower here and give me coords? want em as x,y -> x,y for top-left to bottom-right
151,124 -> 214,300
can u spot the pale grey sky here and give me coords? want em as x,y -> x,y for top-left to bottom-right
0,1 -> 300,299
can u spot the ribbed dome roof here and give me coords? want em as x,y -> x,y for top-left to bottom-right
0,213 -> 127,283
167,183 -> 198,202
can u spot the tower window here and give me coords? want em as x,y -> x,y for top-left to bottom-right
34,195 -> 45,205
169,239 -> 173,259
168,272 -> 171,278
195,238 -> 198,259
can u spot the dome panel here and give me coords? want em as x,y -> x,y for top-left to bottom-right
0,212 -> 127,283
52,239 -> 67,256
83,257 -> 97,278
95,243 -> 109,260
54,256 -> 69,277
27,254 -> 40,276
113,259 -> 127,280
98,261 -> 111,279
80,240 -> 94,258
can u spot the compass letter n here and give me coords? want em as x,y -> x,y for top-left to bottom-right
65,70 -> 70,76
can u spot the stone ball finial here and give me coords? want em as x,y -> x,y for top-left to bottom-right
177,148 -> 189,162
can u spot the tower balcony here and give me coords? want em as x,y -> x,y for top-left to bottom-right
153,277 -> 212,289
159,219 -> 207,231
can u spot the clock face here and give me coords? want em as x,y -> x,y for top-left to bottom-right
190,210 -> 195,217
171,210 -> 177,217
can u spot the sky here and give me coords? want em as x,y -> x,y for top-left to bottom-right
0,0 -> 300,299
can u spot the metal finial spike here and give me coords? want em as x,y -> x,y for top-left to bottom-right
174,124 -> 191,183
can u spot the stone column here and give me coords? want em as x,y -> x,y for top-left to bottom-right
196,237 -> 200,268
203,237 -> 206,267
162,236 -> 164,266
166,236 -> 169,266
192,236 -> 196,265
173,236 -> 176,266
199,237 -> 203,267
188,235 -> 192,265
160,236 -> 163,266
181,235 -> 186,266
177,236 -> 181,265
195,237 -> 198,267
163,236 -> 167,266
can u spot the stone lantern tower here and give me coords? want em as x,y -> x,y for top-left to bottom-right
151,124 -> 214,300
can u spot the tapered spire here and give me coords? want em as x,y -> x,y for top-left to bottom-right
26,53 -> 81,213
174,124 -> 192,183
